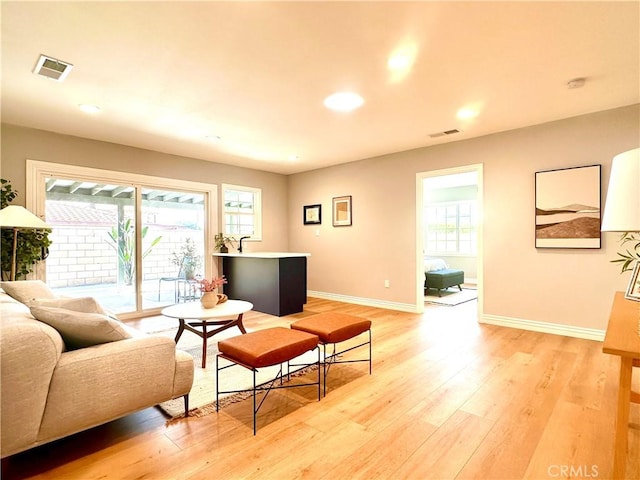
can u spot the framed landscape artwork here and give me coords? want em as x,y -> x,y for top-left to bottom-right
535,164 -> 601,249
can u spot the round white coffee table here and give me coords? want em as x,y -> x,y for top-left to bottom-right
161,299 -> 253,368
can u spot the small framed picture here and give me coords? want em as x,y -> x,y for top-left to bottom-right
625,261 -> 640,302
303,204 -> 322,225
332,195 -> 352,227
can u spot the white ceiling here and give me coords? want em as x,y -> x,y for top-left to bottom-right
2,1 -> 638,175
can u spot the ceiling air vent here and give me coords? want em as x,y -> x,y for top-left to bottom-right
429,129 -> 461,138
33,54 -> 73,82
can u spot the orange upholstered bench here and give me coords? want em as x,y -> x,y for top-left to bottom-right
216,327 -> 320,434
291,312 -> 372,395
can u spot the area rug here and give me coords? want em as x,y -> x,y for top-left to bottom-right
157,337 -> 319,419
425,287 -> 477,306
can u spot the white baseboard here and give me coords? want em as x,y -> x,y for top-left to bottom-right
480,314 -> 605,342
307,291 -> 605,341
307,290 -> 417,313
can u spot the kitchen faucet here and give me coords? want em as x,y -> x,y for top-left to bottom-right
238,236 -> 250,253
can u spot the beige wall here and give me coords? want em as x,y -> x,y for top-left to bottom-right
3,104 -> 639,332
288,104 -> 640,331
0,124 -> 290,253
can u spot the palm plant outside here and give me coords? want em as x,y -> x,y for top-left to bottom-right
106,218 -> 162,285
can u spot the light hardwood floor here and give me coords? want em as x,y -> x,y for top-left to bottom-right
2,297 -> 639,479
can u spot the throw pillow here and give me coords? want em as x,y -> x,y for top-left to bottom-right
29,296 -> 118,319
0,280 -> 57,304
29,305 -> 132,350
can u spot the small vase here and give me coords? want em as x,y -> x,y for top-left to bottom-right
219,245 -> 228,253
200,291 -> 219,308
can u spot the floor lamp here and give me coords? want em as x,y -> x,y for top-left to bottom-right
601,147 -> 640,300
0,205 -> 51,281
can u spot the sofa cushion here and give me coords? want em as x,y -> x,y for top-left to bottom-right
0,280 -> 57,304
29,305 -> 132,350
29,296 -> 117,319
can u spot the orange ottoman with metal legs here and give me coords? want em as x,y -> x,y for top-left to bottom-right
216,327 -> 320,434
291,312 -> 371,396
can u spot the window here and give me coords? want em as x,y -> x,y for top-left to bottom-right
221,184 -> 262,240
27,160 -> 216,317
425,201 -> 477,254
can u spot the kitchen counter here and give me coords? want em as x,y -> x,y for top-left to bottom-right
213,252 -> 310,316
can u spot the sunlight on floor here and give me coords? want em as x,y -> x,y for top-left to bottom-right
420,299 -> 481,342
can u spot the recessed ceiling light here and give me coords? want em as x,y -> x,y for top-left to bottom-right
289,154 -> 299,161
323,92 -> 364,112
387,44 -> 417,82
456,108 -> 478,120
387,45 -> 417,71
78,104 -> 100,114
388,54 -> 413,71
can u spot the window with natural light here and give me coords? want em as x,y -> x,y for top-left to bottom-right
221,184 -> 262,240
28,161 -> 216,316
425,200 -> 477,254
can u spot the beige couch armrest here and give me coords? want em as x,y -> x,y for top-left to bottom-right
37,335 -> 192,445
174,349 -> 195,398
1,319 -> 64,458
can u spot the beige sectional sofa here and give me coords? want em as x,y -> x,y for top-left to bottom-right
0,281 -> 194,458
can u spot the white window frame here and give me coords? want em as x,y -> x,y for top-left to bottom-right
425,200 -> 477,255
221,183 -> 262,241
26,160 -> 217,285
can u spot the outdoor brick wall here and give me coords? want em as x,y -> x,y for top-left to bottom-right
46,226 -> 204,288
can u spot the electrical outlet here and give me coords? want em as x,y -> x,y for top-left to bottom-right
384,279 -> 390,288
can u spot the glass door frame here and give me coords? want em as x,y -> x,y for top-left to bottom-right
26,160 -> 217,319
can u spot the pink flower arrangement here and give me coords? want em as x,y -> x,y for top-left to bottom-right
198,275 -> 227,292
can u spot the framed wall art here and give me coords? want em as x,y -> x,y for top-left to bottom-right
625,262 -> 640,302
535,164 -> 601,249
332,195 -> 352,227
303,204 -> 322,225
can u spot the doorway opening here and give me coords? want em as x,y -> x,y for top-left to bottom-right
415,164 -> 483,314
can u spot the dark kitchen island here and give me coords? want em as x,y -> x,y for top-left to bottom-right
213,252 -> 310,316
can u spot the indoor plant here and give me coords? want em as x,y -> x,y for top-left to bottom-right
214,233 -> 235,253
0,178 -> 52,280
611,232 -> 640,273
198,275 -> 228,308
171,237 -> 202,279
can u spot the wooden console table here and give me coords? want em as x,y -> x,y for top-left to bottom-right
602,291 -> 640,479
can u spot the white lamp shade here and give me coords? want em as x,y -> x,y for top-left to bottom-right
601,148 -> 640,232
0,205 -> 51,229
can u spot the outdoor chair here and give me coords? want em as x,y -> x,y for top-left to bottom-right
158,258 -> 194,302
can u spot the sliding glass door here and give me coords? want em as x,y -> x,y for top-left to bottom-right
140,187 -> 205,310
44,179 -> 139,312
29,162 -> 216,317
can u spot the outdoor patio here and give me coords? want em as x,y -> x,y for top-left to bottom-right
52,278 -> 203,315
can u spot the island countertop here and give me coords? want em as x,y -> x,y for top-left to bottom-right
215,253 -> 309,316
212,252 -> 310,258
